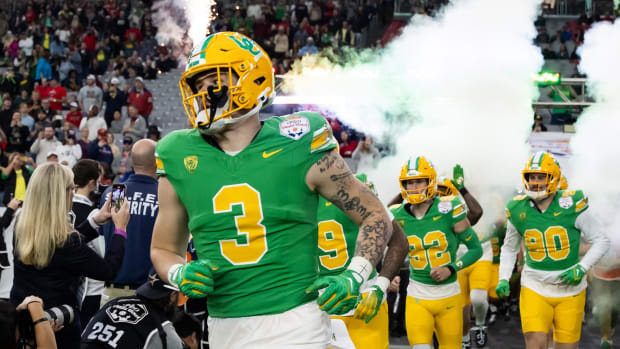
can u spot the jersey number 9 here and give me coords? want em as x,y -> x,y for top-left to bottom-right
318,220 -> 350,270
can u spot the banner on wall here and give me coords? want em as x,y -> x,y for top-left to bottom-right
527,132 -> 573,157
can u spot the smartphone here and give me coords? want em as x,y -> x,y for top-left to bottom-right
111,184 -> 126,210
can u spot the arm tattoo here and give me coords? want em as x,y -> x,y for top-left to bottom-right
355,218 -> 389,266
316,150 -> 390,266
379,220 -> 409,279
316,150 -> 346,173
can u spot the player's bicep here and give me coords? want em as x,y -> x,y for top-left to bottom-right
306,150 -> 378,225
151,176 -> 190,257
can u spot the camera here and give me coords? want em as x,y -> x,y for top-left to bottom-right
17,305 -> 75,343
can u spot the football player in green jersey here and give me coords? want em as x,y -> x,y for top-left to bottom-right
150,32 -> 394,348
496,151 -> 609,349
391,156 -> 483,349
316,174 -> 409,349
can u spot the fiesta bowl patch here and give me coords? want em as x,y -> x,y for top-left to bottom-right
280,115 -> 310,140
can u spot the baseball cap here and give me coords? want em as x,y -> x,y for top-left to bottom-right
87,74 -> 96,81
70,101 -> 78,108
67,129 -> 76,139
110,77 -> 120,85
123,136 -> 133,145
136,268 -> 179,300
135,76 -> 144,83
97,128 -> 108,138
47,151 -> 58,158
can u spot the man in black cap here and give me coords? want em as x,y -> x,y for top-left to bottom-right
532,113 -> 548,132
81,269 -> 185,349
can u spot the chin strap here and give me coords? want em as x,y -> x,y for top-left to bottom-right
525,189 -> 550,200
203,86 -> 229,130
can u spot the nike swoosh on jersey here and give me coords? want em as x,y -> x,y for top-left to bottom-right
553,211 -> 562,216
433,216 -> 441,221
465,235 -> 472,241
262,148 -> 283,158
325,202 -> 332,207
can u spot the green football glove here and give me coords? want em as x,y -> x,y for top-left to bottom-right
353,285 -> 384,323
495,279 -> 510,298
306,269 -> 363,315
559,264 -> 586,286
453,164 -> 465,190
168,260 -> 218,298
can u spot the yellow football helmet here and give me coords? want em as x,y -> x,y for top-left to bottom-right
437,176 -> 458,197
399,156 -> 437,204
179,32 -> 275,133
522,151 -> 561,199
559,175 -> 568,190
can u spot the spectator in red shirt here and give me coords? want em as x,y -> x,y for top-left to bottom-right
124,23 -> 143,43
338,130 -> 357,158
25,5 -> 36,23
127,77 -> 153,122
66,102 -> 83,128
83,29 -> 97,51
34,78 -> 51,100
47,78 -> 67,112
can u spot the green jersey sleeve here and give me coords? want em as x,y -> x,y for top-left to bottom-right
437,195 -> 468,224
155,129 -> 193,177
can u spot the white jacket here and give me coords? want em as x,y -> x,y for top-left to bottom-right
56,144 -> 82,168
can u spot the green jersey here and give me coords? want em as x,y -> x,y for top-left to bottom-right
316,197 -> 359,276
316,186 -> 378,279
505,189 -> 589,272
155,112 -> 337,318
490,222 -> 506,264
391,195 -> 468,285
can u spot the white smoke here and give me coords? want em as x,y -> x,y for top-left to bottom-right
152,0 -> 215,57
285,0 -> 544,224
572,21 -> 620,259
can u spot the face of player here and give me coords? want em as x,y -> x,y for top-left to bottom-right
527,173 -> 548,192
193,70 -> 246,120
405,178 -> 428,193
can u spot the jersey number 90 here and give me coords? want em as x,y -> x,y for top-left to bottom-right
524,226 -> 570,262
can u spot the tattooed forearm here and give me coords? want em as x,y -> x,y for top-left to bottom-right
310,149 -> 391,267
379,220 -> 409,279
355,217 -> 389,266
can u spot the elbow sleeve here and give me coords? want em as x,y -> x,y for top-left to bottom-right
452,226 -> 482,271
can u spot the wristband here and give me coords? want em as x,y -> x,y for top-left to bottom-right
458,187 -> 469,196
167,263 -> 183,285
32,317 -> 48,326
446,265 -> 456,276
347,256 -> 373,283
375,276 -> 391,294
113,228 -> 127,239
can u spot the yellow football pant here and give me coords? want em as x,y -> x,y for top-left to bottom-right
405,294 -> 463,348
488,263 -> 500,299
519,287 -> 586,344
330,301 -> 389,349
457,260 -> 492,305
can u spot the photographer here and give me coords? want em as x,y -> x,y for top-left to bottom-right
0,295 -> 56,349
9,163 -> 130,349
